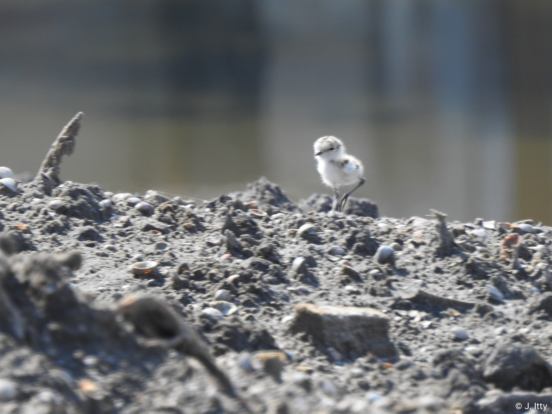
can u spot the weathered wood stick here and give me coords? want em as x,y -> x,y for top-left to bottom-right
35,112 -> 84,186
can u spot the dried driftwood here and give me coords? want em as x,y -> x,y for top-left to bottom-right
118,295 -> 239,399
35,112 -> 84,190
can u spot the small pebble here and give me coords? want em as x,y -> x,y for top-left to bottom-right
135,202 -> 154,215
389,242 -> 402,251
83,355 -> 99,367
452,327 -> 469,341
328,246 -> 345,256
487,285 -> 504,303
375,246 -> 394,264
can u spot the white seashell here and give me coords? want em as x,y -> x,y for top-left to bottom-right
0,178 -> 17,192
47,199 -> 65,211
126,197 -> 141,207
291,257 -> 306,272
112,193 -> 133,203
130,261 -> 158,275
482,221 -> 496,230
517,223 -> 533,233
99,199 -> 112,209
201,307 -> 224,321
281,315 -> 294,324
210,301 -> 237,315
0,167 -> 13,179
214,289 -> 233,302
297,224 -> 316,238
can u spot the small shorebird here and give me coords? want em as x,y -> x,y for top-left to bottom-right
314,136 -> 365,212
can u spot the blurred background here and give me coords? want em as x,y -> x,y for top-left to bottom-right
0,0 -> 551,223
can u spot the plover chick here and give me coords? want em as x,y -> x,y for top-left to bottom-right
314,136 -> 365,212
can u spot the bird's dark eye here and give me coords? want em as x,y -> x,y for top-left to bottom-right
329,147 -> 335,151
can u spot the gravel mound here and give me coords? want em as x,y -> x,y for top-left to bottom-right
0,174 -> 552,413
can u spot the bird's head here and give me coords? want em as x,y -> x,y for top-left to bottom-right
314,136 -> 344,158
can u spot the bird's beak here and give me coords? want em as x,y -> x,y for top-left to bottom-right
315,151 -> 322,156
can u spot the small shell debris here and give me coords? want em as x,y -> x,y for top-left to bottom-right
130,261 -> 158,276
482,221 -> 496,230
214,289 -> 233,302
210,301 -> 237,315
99,199 -> 112,209
296,224 -> 316,238
112,193 -> 133,203
126,197 -> 141,207
291,257 -> 306,272
201,307 -> 224,321
248,209 -> 267,218
515,223 -> 533,233
47,199 -> 66,212
0,178 -> 17,192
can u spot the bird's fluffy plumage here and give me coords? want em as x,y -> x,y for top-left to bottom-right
314,136 -> 364,188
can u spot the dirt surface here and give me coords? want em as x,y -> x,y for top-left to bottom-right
1,174 -> 552,414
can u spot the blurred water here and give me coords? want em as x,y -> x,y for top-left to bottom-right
0,0 -> 551,223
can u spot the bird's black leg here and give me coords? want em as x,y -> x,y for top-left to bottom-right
331,187 -> 340,212
338,177 -> 365,212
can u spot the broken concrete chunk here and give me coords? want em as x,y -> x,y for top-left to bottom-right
288,303 -> 397,359
483,342 -> 552,391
